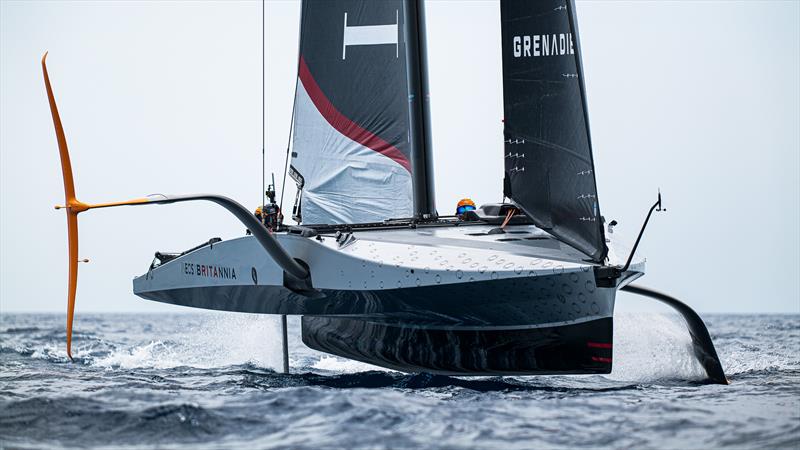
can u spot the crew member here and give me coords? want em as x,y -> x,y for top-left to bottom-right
246,206 -> 264,235
455,198 -> 476,217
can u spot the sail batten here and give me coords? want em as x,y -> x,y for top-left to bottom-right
500,0 -> 607,262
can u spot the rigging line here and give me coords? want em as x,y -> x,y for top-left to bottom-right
278,77 -> 298,214
261,0 -> 266,221
278,2 -> 305,216
500,208 -> 516,229
278,95 -> 295,215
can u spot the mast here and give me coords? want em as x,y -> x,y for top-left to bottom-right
404,0 -> 438,220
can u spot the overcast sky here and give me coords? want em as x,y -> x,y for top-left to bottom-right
1,0 -> 798,314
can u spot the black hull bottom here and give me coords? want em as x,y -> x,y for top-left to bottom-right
302,316 -> 613,376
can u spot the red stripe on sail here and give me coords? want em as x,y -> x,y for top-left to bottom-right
297,56 -> 412,173
591,356 -> 612,363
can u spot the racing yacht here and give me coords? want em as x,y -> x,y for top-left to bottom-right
43,0 -> 727,383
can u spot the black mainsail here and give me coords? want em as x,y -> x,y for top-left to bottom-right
500,0 -> 607,262
291,0 -> 416,225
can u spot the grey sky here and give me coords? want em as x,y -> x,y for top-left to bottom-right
1,0 -> 798,314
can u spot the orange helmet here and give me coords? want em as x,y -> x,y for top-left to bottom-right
456,198 -> 476,215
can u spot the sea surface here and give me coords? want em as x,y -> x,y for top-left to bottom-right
0,312 -> 797,449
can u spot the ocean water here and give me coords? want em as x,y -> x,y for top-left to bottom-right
0,312 -> 797,449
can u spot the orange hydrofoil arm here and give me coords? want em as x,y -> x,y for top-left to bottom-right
43,53 -> 309,360
43,52 -> 157,360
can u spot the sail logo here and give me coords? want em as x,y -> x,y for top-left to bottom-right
342,10 -> 399,60
512,33 -> 575,58
183,262 -> 237,280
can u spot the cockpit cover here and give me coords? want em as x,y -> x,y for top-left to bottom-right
291,0 -> 413,225
500,0 -> 607,262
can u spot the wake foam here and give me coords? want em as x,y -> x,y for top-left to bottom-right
13,311 -> 791,383
311,355 -> 395,373
609,313 -> 706,382
92,313 -> 284,370
89,312 -> 710,380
